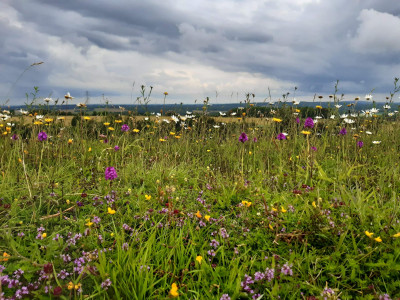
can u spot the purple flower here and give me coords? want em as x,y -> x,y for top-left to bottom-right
101,278 -> 112,290
38,131 -> 48,141
339,127 -> 347,135
12,134 -> 18,140
239,132 -> 248,143
121,124 -> 130,132
357,140 -> 364,148
276,133 -> 287,140
296,117 -> 300,124
311,146 -> 317,151
220,294 -> 231,300
114,145 -> 120,151
252,137 -> 258,142
281,262 -> 293,276
304,117 -> 314,128
105,167 -> 118,180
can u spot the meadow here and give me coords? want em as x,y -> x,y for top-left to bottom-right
1,102 -> 400,299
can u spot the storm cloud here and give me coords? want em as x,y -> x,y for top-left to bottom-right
1,0 -> 400,104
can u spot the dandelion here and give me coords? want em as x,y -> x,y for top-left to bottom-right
196,256 -> 203,264
304,117 -> 314,128
239,132 -> 248,143
38,131 -> 48,141
105,167 -> 118,180
301,130 -> 311,135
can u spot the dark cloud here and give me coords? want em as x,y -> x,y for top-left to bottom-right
1,0 -> 400,104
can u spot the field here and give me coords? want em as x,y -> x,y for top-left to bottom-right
1,107 -> 400,299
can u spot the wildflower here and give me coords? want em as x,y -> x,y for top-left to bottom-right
104,122 -> 110,126
196,256 -> 203,264
304,117 -> 314,128
339,128 -> 347,135
301,130 -> 311,135
365,231 -> 374,238
38,131 -> 48,141
83,116 -> 91,120
105,167 -> 118,180
67,282 -> 74,290
281,206 -> 287,213
164,92 -> 168,96
108,207 -> 116,215
108,127 -> 115,131
316,105 -> 322,109
101,278 -> 112,290
114,145 -> 120,151
145,194 -> 151,200
220,294 -> 231,300
312,201 -> 317,208
85,220 -> 93,227
169,283 -> 179,297
239,132 -> 248,143
241,201 -> 252,207
372,141 -> 381,144
121,124 -> 130,132
64,92 -> 74,100
272,118 -> 282,122
374,236 -> 382,242
42,233 -> 47,238
68,139 -> 73,144
196,211 -> 202,218
1,252 -> 10,262
276,133 -> 287,140
392,232 -> 400,238
357,141 -> 364,148
133,128 -> 140,133
365,94 -> 372,100
281,262 -> 293,276
269,224 -> 273,230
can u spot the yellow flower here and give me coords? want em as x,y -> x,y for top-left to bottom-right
295,109 -> 301,113
365,231 -> 374,238
316,105 -> 322,109
159,138 -> 166,142
57,116 -> 65,120
104,122 -> 110,126
393,232 -> 400,238
169,283 -> 179,297
133,129 -> 140,133
204,215 -> 211,221
312,201 -> 317,208
273,118 -> 282,122
145,194 -> 152,200
67,282 -> 74,290
110,233 -> 114,237
85,221 -> 93,227
3,131 -> 7,135
196,256 -> 203,264
34,121 -> 43,125
301,130 -> 311,135
42,233 -> 47,238
68,139 -> 73,144
6,127 -> 11,132
281,206 -> 287,213
108,207 -> 116,215
44,118 -> 53,123
271,207 -> 277,212
196,211 -> 202,218
175,135 -> 181,139
1,252 -> 10,262
249,151 -> 252,155
88,147 -> 92,152
170,132 -> 175,135
269,223 -> 274,230
374,236 -> 382,242
108,127 -> 115,131
241,200 -> 252,207
83,116 -> 91,120
115,120 -> 122,123
164,92 -> 168,96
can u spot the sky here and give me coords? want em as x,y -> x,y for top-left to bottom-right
1,0 -> 400,105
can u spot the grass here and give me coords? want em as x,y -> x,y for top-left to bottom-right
1,107 -> 400,299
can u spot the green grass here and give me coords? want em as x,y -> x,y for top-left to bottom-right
1,111 -> 400,299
